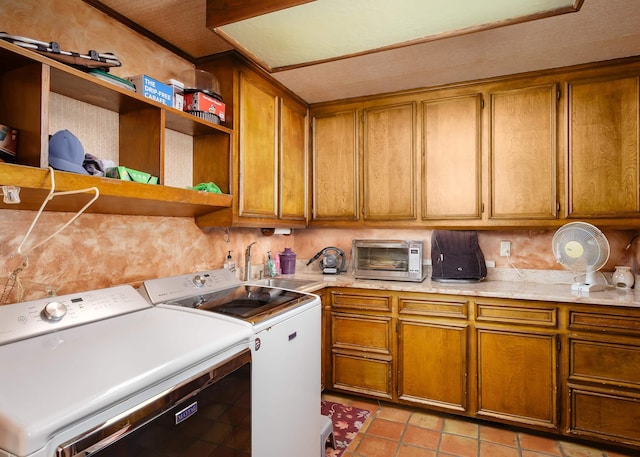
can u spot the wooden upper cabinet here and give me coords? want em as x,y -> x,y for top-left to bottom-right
422,94 -> 482,220
196,52 -> 309,228
312,109 -> 359,221
279,97 -> 307,221
567,75 -> 640,217
363,102 -> 416,221
490,84 -> 558,220
308,57 -> 640,229
238,71 -> 278,218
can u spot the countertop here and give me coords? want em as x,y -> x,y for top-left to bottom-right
289,270 -> 640,308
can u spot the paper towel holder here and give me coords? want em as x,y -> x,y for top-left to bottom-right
261,228 -> 292,236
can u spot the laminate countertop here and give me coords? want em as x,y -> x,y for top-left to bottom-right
290,270 -> 640,308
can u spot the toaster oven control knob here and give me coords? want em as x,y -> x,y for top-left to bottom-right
41,301 -> 68,321
192,275 -> 206,287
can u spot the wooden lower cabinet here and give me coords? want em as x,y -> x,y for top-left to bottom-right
398,320 -> 468,412
568,387 -> 640,445
329,289 -> 394,399
332,352 -> 393,399
477,329 -> 558,429
566,308 -> 640,447
325,288 -> 640,451
397,294 -> 469,412
475,298 -> 559,430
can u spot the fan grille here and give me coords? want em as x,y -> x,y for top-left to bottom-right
552,222 -> 610,272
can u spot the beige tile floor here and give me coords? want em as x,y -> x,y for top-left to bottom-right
321,392 -> 638,457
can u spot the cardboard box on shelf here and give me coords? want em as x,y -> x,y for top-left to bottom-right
184,92 -> 226,121
166,79 -> 184,110
127,75 -> 173,107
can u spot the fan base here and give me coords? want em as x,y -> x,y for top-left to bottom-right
571,283 -> 606,293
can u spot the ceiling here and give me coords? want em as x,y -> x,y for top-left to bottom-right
88,0 -> 640,103
213,0 -> 579,71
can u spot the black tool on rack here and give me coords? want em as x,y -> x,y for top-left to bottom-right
0,32 -> 121,71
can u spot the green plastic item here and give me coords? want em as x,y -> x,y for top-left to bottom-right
190,182 -> 222,194
106,166 -> 157,184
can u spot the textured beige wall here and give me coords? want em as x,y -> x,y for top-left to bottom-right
2,0 -> 194,82
294,228 -> 638,273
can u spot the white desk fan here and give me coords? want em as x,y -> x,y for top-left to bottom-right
552,222 -> 610,292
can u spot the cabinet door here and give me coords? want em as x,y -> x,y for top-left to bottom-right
238,71 -> 278,218
279,97 -> 307,221
422,94 -> 482,220
398,319 -> 468,412
568,75 -> 639,217
490,84 -> 558,219
311,110 -> 359,221
331,312 -> 394,399
477,329 -> 558,429
363,103 -> 416,220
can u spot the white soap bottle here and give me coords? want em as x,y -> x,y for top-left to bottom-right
223,250 -> 236,273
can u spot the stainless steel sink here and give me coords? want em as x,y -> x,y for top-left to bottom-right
245,278 -> 323,292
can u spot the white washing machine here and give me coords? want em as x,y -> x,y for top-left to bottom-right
0,285 -> 253,457
141,268 -> 322,457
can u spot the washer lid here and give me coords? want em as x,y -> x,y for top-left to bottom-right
0,306 -> 252,456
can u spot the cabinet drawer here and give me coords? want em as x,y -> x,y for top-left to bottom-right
331,291 -> 392,312
570,339 -> 640,388
399,296 -> 468,318
332,313 -> 392,354
475,300 -> 557,327
569,386 -> 640,445
569,311 -> 640,335
332,352 -> 393,399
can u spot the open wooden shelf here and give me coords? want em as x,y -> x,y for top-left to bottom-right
0,163 -> 232,217
0,39 -> 234,223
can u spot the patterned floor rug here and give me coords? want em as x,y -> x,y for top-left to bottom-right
321,401 -> 371,457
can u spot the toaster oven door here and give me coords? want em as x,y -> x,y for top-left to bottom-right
353,240 -> 425,282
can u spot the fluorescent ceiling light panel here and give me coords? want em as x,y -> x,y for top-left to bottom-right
216,0 -> 579,70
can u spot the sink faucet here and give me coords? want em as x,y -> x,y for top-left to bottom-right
625,232 -> 640,278
244,242 -> 257,281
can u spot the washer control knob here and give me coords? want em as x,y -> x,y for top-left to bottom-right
42,301 -> 68,321
192,275 -> 206,287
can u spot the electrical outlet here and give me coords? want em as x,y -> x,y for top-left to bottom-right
500,241 -> 511,257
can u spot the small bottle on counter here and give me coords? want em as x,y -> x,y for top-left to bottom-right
266,251 -> 277,277
274,253 -> 281,275
223,250 -> 236,273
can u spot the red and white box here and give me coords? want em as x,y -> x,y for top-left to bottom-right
184,92 -> 226,122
